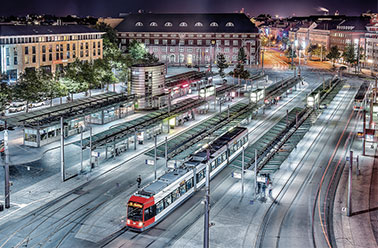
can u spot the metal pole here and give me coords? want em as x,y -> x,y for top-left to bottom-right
347,150 -> 353,217
204,159 -> 210,248
60,117 -> 65,182
241,147 -> 245,196
363,110 -> 366,155
227,105 -> 230,120
154,135 -> 157,180
254,149 -> 257,198
165,137 -> 168,168
89,126 -> 93,169
4,121 -> 10,208
370,94 -> 373,129
80,126 -> 83,173
286,109 -> 289,126
296,112 -> 299,128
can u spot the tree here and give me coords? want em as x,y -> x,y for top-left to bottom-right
343,44 -> 356,65
238,47 -> 247,64
61,59 -> 88,100
230,63 -> 250,80
0,75 -> 11,115
14,69 -> 46,112
326,46 -> 341,66
285,46 -> 297,59
128,40 -> 147,63
42,71 -> 67,106
216,53 -> 228,78
95,22 -> 118,45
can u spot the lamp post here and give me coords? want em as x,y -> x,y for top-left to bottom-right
209,39 -> 216,73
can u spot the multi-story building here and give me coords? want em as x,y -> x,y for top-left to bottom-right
115,13 -> 260,66
365,15 -> 378,69
0,25 -> 103,81
330,17 -> 369,52
309,20 -> 342,49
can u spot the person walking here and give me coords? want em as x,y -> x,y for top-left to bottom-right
262,183 -> 267,198
268,182 -> 273,197
137,175 -> 142,188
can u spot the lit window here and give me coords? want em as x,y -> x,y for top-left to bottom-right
225,22 -> 234,27
194,22 -> 203,27
179,22 -> 188,27
164,22 -> 173,27
135,22 -> 143,27
210,22 -> 218,27
150,22 -> 158,27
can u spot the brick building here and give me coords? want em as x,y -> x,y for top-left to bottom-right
115,13 -> 260,66
0,25 -> 103,81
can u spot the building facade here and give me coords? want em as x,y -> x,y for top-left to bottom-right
330,18 -> 368,52
0,25 -> 103,81
115,13 -> 260,66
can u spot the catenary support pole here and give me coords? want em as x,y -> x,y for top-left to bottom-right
60,117 -> 65,182
347,150 -> 353,217
204,159 -> 210,248
80,126 -> 83,173
255,149 -> 257,198
4,121 -> 10,208
363,110 -> 366,155
154,135 -> 157,180
241,147 -> 245,196
165,137 -> 168,168
89,126 -> 93,169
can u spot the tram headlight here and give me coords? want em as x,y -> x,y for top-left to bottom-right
138,221 -> 143,227
126,219 -> 131,224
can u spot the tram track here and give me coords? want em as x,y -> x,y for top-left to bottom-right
254,83 -> 355,248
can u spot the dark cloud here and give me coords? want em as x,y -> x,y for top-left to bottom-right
0,0 -> 376,17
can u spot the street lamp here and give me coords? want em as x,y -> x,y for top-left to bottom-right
209,40 -> 216,73
202,143 -> 211,248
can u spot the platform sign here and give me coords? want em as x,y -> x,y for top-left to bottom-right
91,151 -> 100,157
257,175 -> 267,183
145,159 -> 155,165
232,171 -> 242,179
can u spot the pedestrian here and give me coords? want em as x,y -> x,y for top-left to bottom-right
137,175 -> 142,188
257,182 -> 261,194
262,183 -> 267,198
268,183 -> 273,197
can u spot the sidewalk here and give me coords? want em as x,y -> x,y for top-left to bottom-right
333,139 -> 378,248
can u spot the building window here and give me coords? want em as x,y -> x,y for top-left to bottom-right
210,22 -> 218,27
25,56 -> 29,64
164,22 -> 173,27
42,54 -> 46,62
233,40 -> 239,46
93,49 -> 96,56
32,55 -> 36,63
225,40 -> 230,46
162,39 -> 167,45
224,48 -> 230,53
187,48 -> 193,53
150,22 -> 158,27
93,42 -> 96,48
6,57 -> 9,66
85,50 -> 89,57
197,40 -> 202,45
49,54 -> 52,61
85,42 -> 89,49
194,22 -> 203,27
145,39 -> 150,45
98,49 -> 101,56
154,39 -> 159,45
153,47 -> 158,52
56,53 -> 59,60
206,40 -> 210,45
179,22 -> 188,27
135,22 -> 143,27
49,45 -> 52,52
179,47 -> 184,52
225,22 -> 234,27
14,56 -> 18,65
170,47 -> 175,52
42,45 -> 46,53
67,44 -> 70,50
179,40 -> 184,45
232,55 -> 238,61
233,48 -> 238,53
171,40 -> 176,45
25,47 -> 29,55
188,40 -> 193,45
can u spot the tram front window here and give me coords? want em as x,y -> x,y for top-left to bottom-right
128,202 -> 143,221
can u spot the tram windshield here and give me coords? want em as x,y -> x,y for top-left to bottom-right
127,202 -> 143,221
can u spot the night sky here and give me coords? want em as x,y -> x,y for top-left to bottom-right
1,0 -> 377,17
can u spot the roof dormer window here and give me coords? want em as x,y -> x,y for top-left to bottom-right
179,22 -> 188,27
135,22 -> 143,27
210,22 -> 219,27
164,22 -> 173,27
194,22 -> 203,27
225,22 -> 234,27
150,22 -> 158,27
